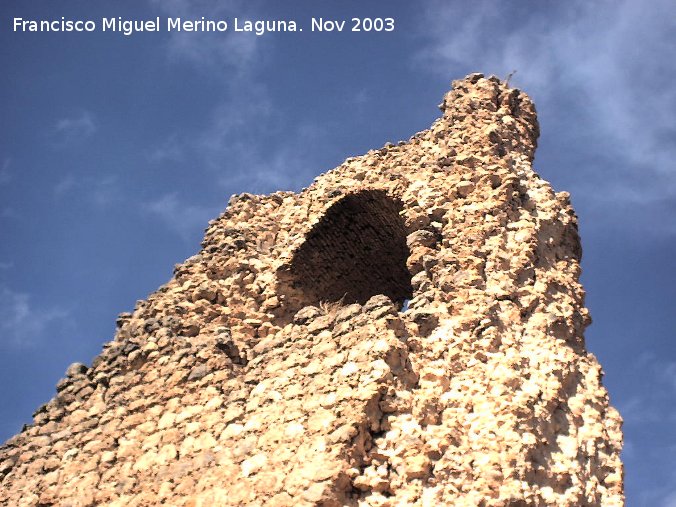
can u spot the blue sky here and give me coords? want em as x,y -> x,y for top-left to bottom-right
1,1 -> 674,504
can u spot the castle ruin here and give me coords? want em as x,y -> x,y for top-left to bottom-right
0,73 -> 624,506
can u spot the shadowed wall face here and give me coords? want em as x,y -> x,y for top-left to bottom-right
285,190 -> 412,307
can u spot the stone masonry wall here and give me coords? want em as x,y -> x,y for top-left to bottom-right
0,73 -> 624,506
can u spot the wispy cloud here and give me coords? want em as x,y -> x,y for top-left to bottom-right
147,134 -> 185,163
416,0 -> 676,235
149,0 -> 259,72
200,89 -> 328,193
53,110 -> 97,141
0,158 -> 10,185
143,192 -> 221,240
233,134 -> 324,192
0,261 -> 13,271
351,88 -> 370,107
617,351 -> 676,505
89,175 -> 119,207
0,207 -> 19,220
145,0 -> 328,215
618,351 -> 676,424
53,173 -> 120,208
654,462 -> 676,507
660,361 -> 676,397
53,174 -> 77,198
0,285 -> 69,349
149,81 -> 327,196
661,486 -> 676,507
144,0 -> 315,197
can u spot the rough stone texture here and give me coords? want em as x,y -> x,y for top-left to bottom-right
0,73 -> 624,506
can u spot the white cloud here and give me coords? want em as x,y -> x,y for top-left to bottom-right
53,110 -> 97,140
416,0 -> 676,234
0,285 -> 69,348
143,192 -> 221,240
0,261 -> 13,270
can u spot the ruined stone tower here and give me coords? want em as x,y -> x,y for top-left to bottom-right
0,74 -> 624,506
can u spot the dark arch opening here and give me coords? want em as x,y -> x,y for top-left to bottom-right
281,190 -> 413,308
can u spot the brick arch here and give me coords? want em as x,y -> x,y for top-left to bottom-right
279,189 -> 413,308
